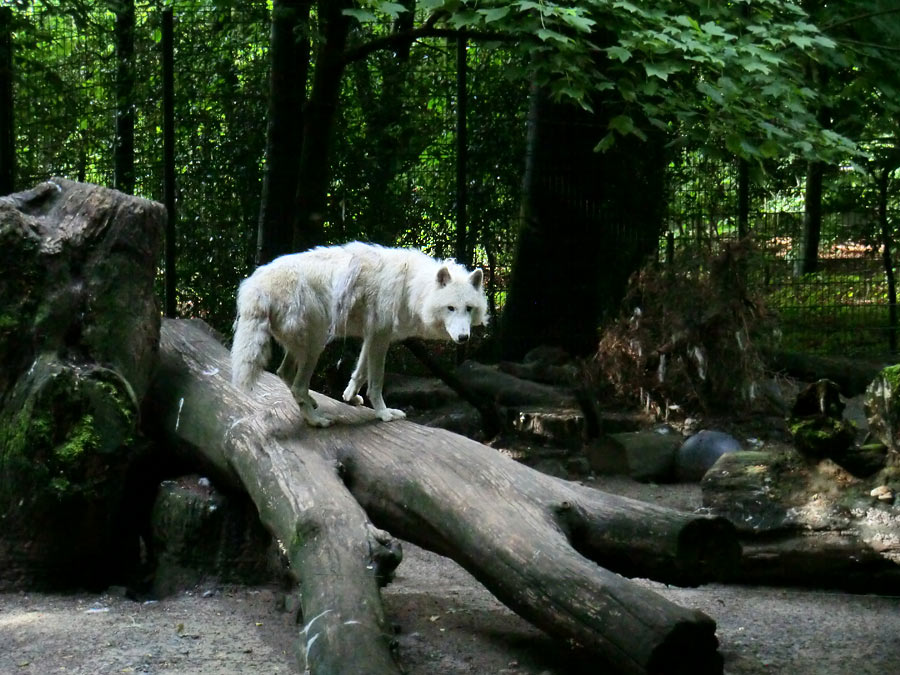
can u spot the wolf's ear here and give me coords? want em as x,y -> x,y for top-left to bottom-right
437,266 -> 452,287
469,268 -> 483,290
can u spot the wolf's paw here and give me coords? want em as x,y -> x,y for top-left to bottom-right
375,407 -> 406,422
343,392 -> 364,406
342,382 -> 364,406
303,411 -> 334,428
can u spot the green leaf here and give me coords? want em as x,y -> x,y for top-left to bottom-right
644,62 -> 676,81
674,14 -> 701,32
595,132 -> 616,153
449,9 -> 480,29
537,29 -> 572,45
759,139 -> 781,158
788,34 -> 813,49
377,1 -> 408,17
697,81 -> 724,105
479,7 -> 510,23
606,46 -> 632,63
561,12 -> 596,33
342,8 -> 376,22
701,21 -> 728,38
608,114 -> 635,135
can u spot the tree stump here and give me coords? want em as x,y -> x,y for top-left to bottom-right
0,179 -> 164,589
148,318 -> 740,675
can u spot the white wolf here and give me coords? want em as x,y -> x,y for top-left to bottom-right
231,241 -> 488,427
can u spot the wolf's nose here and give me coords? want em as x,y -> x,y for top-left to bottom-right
457,334 -> 469,343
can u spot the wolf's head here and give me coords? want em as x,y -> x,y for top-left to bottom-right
428,265 -> 488,344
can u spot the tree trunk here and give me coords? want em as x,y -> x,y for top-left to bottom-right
113,0 -> 135,195
292,0 -> 351,251
149,318 -> 739,675
0,178 -> 164,589
0,6 -> 14,196
257,0 -> 311,265
499,86 -> 666,360
794,158 -> 823,277
878,167 -> 897,354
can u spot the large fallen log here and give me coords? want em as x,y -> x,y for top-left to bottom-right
149,318 -> 740,675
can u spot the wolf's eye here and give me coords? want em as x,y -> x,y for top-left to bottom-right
466,305 -> 473,313
447,305 -> 456,312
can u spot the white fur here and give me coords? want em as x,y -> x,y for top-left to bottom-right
231,241 -> 488,426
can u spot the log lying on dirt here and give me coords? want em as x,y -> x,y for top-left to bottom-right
148,320 -> 403,675
149,318 -> 740,675
702,447 -> 900,592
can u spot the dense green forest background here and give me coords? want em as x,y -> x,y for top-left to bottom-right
3,0 -> 900,358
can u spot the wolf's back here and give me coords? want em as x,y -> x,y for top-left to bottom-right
231,278 -> 272,391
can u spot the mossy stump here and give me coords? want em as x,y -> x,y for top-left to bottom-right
0,179 -> 164,589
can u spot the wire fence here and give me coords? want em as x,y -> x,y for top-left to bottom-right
665,154 -> 899,357
3,3 -> 898,357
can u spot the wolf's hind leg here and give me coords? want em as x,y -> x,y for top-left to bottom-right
342,340 -> 368,406
365,334 -> 405,422
286,339 -> 332,427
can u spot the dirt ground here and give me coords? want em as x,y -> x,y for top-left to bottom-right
2,476 -> 899,675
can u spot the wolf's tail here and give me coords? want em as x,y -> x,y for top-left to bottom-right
231,280 -> 272,391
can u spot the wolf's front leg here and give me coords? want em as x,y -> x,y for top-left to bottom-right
342,339 -> 368,407
365,334 -> 406,422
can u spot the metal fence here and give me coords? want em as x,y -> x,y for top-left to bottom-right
665,154 -> 899,357
4,3 -> 897,357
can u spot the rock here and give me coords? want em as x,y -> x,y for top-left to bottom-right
791,379 -> 845,419
586,428 -> 681,482
839,443 -> 888,478
870,485 -> 895,502
675,430 -> 742,482
150,476 -> 285,597
701,449 -> 805,533
787,379 -> 855,460
865,364 -> 900,453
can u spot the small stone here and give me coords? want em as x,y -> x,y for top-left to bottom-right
676,430 -> 742,481
870,485 -> 894,501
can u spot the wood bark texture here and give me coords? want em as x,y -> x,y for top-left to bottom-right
151,318 -> 739,675
0,178 -> 163,589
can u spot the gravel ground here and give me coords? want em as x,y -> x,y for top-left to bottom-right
2,477 -> 899,675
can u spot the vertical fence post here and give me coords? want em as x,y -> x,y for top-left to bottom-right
163,7 -> 177,318
455,34 -> 469,365
737,158 -> 749,240
879,167 -> 897,353
455,33 -> 468,267
0,6 -> 15,195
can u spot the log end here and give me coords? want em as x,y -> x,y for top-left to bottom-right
647,611 -> 723,674
674,516 -> 742,586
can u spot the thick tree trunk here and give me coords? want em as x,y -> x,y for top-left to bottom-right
113,0 -> 135,195
0,7 -> 15,195
149,318 -> 739,674
499,86 -> 666,360
0,179 -> 163,588
257,0 -> 311,265
794,159 -> 823,277
292,0 -> 351,251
